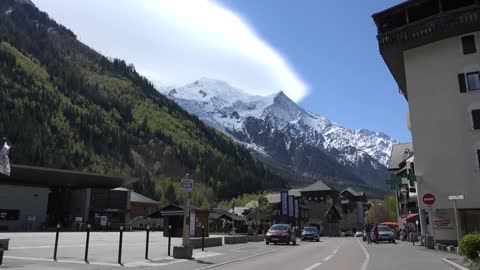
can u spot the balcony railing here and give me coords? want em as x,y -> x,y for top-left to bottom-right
378,6 -> 480,49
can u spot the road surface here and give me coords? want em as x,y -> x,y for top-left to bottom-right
0,232 -> 461,269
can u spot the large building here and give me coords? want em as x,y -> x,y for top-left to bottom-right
373,0 -> 480,244
0,164 -> 138,231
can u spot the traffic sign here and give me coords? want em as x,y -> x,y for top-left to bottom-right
423,193 -> 435,205
182,178 -> 193,192
448,195 -> 464,200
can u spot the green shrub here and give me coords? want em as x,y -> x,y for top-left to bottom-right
459,234 -> 480,260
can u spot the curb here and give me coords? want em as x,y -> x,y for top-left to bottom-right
442,258 -> 471,270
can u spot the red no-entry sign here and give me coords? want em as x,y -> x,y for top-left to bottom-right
423,193 -> 435,205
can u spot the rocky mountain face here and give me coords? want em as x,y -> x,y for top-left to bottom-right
161,78 -> 398,189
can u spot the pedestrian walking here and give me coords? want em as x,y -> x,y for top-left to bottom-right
366,223 -> 372,244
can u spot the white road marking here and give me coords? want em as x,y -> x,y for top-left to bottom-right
355,237 -> 370,270
323,255 -> 333,261
304,262 -> 322,270
5,253 -> 224,268
194,246 -> 287,270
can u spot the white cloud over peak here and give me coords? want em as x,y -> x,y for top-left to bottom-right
33,0 -> 309,102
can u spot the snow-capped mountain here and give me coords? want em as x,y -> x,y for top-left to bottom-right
161,78 -> 398,188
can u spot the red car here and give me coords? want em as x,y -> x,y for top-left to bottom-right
265,224 -> 297,245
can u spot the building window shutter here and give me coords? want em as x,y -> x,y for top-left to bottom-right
472,110 -> 480,130
458,73 -> 467,93
462,35 -> 477,55
477,150 -> 480,168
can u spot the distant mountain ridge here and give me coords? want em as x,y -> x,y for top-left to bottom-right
161,78 -> 398,189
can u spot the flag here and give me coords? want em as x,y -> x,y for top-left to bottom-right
0,142 -> 10,176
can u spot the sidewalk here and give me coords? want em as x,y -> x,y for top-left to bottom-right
361,239 -> 465,270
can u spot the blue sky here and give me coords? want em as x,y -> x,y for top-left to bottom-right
216,0 -> 410,142
34,0 -> 411,142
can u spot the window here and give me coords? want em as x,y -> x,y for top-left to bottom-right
477,150 -> 480,168
467,72 -> 480,91
460,72 -> 480,92
462,35 -> 476,55
472,109 -> 480,130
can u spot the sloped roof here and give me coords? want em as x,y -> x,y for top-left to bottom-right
265,193 -> 281,204
288,189 -> 303,197
387,143 -> 413,170
302,181 -> 332,192
342,187 -> 361,197
305,201 -> 341,220
210,208 -> 246,221
130,191 -> 159,204
1,164 -> 138,188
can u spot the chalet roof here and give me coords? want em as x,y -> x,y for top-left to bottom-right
265,193 -> 280,204
210,208 -> 246,221
306,201 -> 342,220
301,181 -> 332,192
342,187 -> 361,197
130,191 -> 159,204
288,189 -> 303,197
387,143 -> 413,170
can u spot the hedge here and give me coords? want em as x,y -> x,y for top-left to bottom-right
459,234 -> 480,260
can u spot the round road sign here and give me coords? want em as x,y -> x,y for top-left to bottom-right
423,193 -> 435,205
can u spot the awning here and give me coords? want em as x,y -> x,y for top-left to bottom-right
381,221 -> 398,227
402,213 -> 418,221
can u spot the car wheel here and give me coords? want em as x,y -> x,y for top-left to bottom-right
293,240 -> 296,245
274,242 -> 277,245
286,241 -> 290,245
266,241 -> 269,245
316,239 -> 320,242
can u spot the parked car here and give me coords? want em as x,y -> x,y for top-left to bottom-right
355,231 -> 363,237
371,225 -> 395,243
265,224 -> 297,245
344,230 -> 354,237
301,226 -> 320,242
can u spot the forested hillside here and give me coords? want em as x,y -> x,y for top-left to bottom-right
0,0 -> 287,206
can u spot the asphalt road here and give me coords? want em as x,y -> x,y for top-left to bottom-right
0,232 -> 462,270
211,238 -> 365,270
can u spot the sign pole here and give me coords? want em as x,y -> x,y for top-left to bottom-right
448,195 -> 464,250
453,199 -> 461,249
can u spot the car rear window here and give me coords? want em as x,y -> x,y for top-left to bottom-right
378,226 -> 390,232
271,224 -> 289,231
304,227 -> 317,232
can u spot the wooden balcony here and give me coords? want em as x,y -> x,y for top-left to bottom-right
378,6 -> 480,50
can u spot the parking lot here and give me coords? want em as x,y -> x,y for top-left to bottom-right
0,231 -> 292,269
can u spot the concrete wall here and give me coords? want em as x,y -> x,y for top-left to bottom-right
404,31 -> 480,240
0,184 -> 49,231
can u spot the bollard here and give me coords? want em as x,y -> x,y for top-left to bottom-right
53,224 -> 60,261
118,226 -> 123,265
168,225 -> 172,256
145,226 -> 150,260
84,224 -> 91,262
202,225 -> 205,251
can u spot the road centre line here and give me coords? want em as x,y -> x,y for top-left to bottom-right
323,255 -> 333,261
355,237 -> 370,270
304,262 -> 322,270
